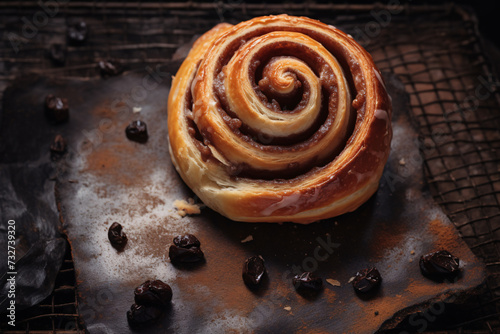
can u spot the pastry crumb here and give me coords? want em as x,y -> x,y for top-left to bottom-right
283,306 -> 291,311
410,250 -> 415,255
241,235 -> 254,243
399,158 -> 406,166
174,198 -> 202,217
326,279 -> 341,287
133,106 -> 142,113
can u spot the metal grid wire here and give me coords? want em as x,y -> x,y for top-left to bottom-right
1,2 -> 500,333
0,239 -> 85,333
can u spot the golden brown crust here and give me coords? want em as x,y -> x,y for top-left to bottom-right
168,15 -> 392,223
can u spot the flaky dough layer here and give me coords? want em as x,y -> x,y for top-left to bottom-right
168,15 -> 392,223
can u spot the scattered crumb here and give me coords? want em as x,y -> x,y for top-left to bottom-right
409,259 -> 414,263
410,250 -> 415,255
241,235 -> 254,243
347,276 -> 355,284
283,306 -> 291,311
399,158 -> 406,166
173,198 -> 202,217
133,106 -> 142,113
326,279 -> 341,287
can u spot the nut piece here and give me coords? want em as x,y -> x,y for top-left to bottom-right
174,198 -> 202,216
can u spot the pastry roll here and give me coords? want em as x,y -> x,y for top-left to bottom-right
168,15 -> 392,223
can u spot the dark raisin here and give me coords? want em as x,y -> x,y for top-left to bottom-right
134,280 -> 172,307
173,234 -> 201,248
352,267 -> 382,293
108,222 -> 127,250
67,21 -> 88,45
293,272 -> 323,291
242,255 -> 266,286
169,234 -> 204,264
125,120 -> 148,143
45,94 -> 69,123
50,134 -> 67,157
419,250 -> 460,281
168,246 -> 204,263
98,59 -> 124,78
49,44 -> 66,65
126,303 -> 163,328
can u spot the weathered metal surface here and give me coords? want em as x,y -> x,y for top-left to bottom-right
3,70 -> 485,333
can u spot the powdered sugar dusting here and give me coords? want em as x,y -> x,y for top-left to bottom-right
68,167 -> 197,284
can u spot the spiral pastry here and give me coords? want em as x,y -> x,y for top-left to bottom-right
168,15 -> 392,223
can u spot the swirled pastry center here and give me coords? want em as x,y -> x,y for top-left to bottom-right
190,30 -> 356,179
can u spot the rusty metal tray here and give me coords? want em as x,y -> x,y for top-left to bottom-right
1,2 -> 500,333
0,69 -> 485,333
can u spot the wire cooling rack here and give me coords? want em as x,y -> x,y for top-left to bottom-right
1,2 -> 499,333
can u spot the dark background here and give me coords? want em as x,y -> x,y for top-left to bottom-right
433,1 -> 499,48
354,1 -> 498,48
457,1 -> 499,48
246,1 -> 500,53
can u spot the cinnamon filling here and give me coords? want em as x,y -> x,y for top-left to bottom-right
185,25 -> 367,180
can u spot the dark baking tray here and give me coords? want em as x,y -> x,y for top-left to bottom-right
1,2 -> 499,333
0,67 -> 485,333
